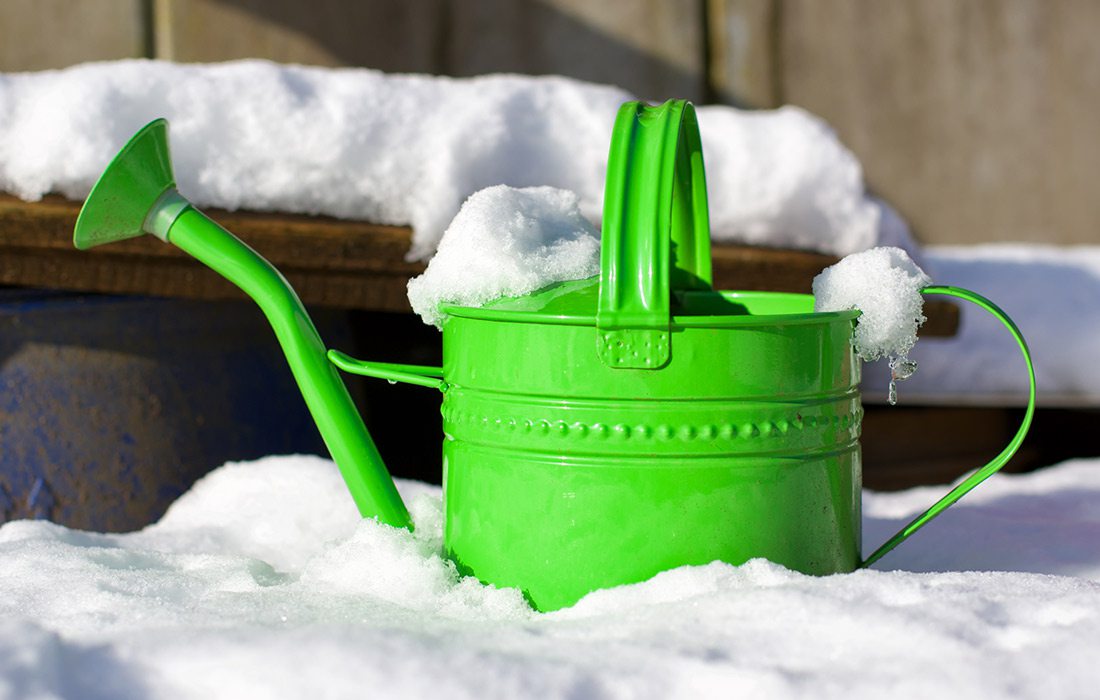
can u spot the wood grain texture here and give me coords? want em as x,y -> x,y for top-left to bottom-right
153,0 -> 705,101
0,195 -> 421,311
154,0 -> 445,72
0,194 -> 958,334
707,0 -> 780,107
779,0 -> 1100,246
0,0 -> 146,71
442,0 -> 707,102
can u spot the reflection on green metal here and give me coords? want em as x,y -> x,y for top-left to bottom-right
165,212 -> 412,529
328,350 -> 445,391
596,100 -> 712,369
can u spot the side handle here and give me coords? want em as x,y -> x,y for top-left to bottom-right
861,285 -> 1036,568
328,350 -> 446,391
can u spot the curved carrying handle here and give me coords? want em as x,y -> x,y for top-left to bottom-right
861,285 -> 1037,567
597,100 -> 713,369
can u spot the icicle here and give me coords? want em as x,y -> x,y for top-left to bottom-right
887,356 -> 918,406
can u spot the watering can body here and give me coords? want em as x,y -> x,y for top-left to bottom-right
72,100 -> 1035,613
435,101 -> 866,608
440,284 -> 863,609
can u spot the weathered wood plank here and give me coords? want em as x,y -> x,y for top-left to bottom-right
0,195 -> 421,311
443,0 -> 707,102
861,405 -> 1043,491
154,0 -> 445,72
0,0 -> 146,71
0,194 -> 957,333
778,0 -> 1100,247
706,0 -> 780,107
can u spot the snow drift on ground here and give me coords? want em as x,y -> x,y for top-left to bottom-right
0,59 -> 907,259
1,454 -> 1099,699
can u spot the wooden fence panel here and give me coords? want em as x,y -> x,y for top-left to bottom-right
3,0 -> 1100,248
778,0 -> 1100,246
442,0 -> 706,102
153,0 -> 705,102
0,0 -> 146,71
707,0 -> 779,107
154,0 -> 446,73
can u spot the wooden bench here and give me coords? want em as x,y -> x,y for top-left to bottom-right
1,193 -> 991,495
0,194 -> 960,335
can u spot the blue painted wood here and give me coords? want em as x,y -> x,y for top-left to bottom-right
0,290 -> 353,531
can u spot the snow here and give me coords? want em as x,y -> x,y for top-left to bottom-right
813,247 -> 931,362
1,53 -> 1098,698
1,454 -> 1099,698
406,185 -> 599,327
4,60 -> 1097,402
0,59 -> 908,260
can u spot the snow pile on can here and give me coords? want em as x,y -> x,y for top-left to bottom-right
407,185 -> 599,327
813,246 -> 931,362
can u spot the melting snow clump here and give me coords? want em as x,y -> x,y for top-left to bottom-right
407,185 -> 600,327
813,247 -> 931,400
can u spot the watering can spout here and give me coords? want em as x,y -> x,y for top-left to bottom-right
74,119 -> 176,250
73,119 -> 412,530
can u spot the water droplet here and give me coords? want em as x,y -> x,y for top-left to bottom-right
887,356 -> 918,406
891,357 -> 917,381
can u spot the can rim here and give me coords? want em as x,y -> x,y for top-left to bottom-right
441,289 -> 860,328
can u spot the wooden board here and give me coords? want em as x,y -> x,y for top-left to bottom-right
706,0 -> 780,107
153,0 -> 444,73
778,0 -> 1100,247
0,0 -> 147,71
0,194 -> 958,334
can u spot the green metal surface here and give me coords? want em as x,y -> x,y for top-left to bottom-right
596,100 -> 712,369
72,119 -> 411,530
436,101 -> 867,610
74,119 -> 175,249
441,292 -> 863,610
164,212 -> 411,529
861,285 -> 1037,567
328,349 -> 446,391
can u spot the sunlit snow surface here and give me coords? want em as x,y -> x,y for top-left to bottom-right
0,59 -> 906,260
813,247 -> 931,363
1,455 -> 1098,699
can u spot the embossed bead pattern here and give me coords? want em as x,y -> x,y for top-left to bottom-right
442,395 -> 863,456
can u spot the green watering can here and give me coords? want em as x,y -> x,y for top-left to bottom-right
74,100 -> 1035,611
